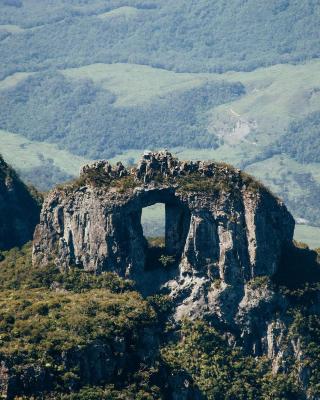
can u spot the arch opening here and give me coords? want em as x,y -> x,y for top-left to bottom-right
141,203 -> 165,246
139,201 -> 191,270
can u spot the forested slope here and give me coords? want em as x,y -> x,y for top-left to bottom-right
1,0 -> 319,77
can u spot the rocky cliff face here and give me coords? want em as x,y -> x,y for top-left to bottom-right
0,156 -> 41,250
33,151 -> 295,357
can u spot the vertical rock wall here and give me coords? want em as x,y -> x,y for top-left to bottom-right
33,151 -> 295,354
0,156 -> 41,250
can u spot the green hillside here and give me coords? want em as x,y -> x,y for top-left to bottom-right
0,129 -> 89,191
1,60 -> 320,226
1,0 -> 319,78
0,70 -> 244,159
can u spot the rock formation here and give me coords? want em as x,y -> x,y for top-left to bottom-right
33,151 -> 295,354
0,155 -> 41,250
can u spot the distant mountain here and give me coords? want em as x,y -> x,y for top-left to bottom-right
1,0 -> 319,77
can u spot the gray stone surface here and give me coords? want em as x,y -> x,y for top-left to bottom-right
33,151 -> 295,355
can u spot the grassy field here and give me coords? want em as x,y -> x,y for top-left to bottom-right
246,154 -> 320,195
1,60 -> 320,242
211,60 -> 320,137
0,24 -> 24,33
62,63 -> 208,107
0,72 -> 33,91
62,59 -> 320,137
97,6 -> 141,20
3,59 -> 320,160
141,204 -> 166,238
0,129 -> 89,175
295,225 -> 320,249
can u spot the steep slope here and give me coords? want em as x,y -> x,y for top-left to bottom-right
0,154 -> 320,398
0,155 -> 41,250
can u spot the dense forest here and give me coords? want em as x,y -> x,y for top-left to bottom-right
1,0 -> 320,78
0,72 -> 244,158
278,112 -> 320,163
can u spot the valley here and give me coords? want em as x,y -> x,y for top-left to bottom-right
1,60 -> 320,245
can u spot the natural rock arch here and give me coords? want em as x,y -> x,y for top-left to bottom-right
33,151 -> 294,333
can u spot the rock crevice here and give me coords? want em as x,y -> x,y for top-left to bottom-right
33,151 -> 295,353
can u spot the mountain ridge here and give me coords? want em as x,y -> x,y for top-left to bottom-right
0,152 -> 320,398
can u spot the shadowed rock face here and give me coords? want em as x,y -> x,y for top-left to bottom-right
33,151 -> 295,351
0,156 -> 41,250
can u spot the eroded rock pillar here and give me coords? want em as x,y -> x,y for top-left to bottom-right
183,212 -> 219,271
165,204 -> 190,256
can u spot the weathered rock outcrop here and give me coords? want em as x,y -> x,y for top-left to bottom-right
33,151 -> 295,354
0,156 -> 41,250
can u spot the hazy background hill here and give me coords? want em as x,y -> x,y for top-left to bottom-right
1,0 -> 320,246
